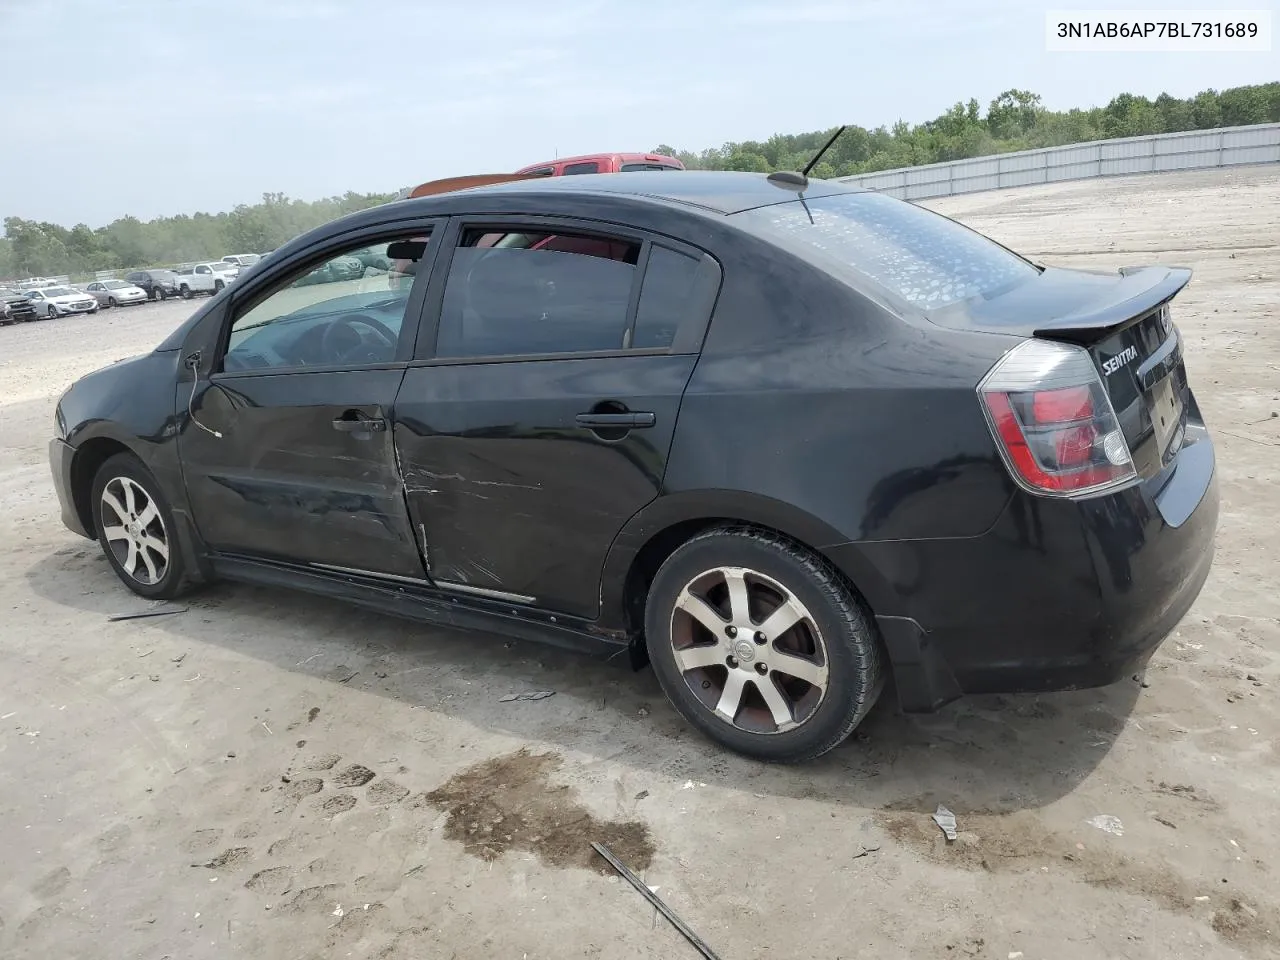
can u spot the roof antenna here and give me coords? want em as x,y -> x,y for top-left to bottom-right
767,124 -> 847,191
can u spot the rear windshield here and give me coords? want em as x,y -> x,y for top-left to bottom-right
737,192 -> 1037,311
620,162 -> 679,172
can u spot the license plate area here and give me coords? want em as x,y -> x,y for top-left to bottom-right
1151,373 -> 1185,460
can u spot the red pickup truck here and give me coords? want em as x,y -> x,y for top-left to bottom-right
515,152 -> 685,177
400,153 -> 684,201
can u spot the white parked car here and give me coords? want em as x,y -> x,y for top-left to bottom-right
84,279 -> 149,308
174,263 -> 236,299
25,286 -> 99,318
221,253 -> 260,269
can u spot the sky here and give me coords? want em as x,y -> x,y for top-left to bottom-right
1,0 -> 1276,227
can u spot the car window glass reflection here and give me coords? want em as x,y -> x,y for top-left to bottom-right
435,229 -> 639,359
222,236 -> 430,372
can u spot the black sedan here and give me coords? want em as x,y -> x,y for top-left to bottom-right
125,269 -> 181,301
48,171 -> 1217,762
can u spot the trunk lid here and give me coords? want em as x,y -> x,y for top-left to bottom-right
932,265 -> 1193,478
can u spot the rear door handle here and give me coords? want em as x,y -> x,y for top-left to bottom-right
575,412 -> 656,429
332,411 -> 386,433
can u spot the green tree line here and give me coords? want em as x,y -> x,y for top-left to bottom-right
1,191 -> 394,283
3,82 -> 1277,282
653,82 -> 1279,178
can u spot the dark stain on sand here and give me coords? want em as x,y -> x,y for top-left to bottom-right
423,749 -> 654,874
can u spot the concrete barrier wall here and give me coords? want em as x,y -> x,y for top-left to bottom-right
834,123 -> 1280,200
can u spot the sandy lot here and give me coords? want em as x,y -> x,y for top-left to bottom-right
1,167 -> 1277,960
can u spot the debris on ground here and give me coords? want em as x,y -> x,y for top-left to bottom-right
498,690 -> 555,702
592,842 -> 721,960
1086,815 -> 1125,836
108,605 -> 188,623
638,706 -> 650,716
852,842 -> 881,859
634,790 -> 649,801
1154,815 -> 1177,829
932,805 -> 959,841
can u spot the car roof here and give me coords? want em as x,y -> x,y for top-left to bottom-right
425,170 -> 861,216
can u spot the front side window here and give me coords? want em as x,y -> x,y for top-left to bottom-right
221,234 -> 430,372
620,162 -> 679,172
196,265 -> 211,275
434,228 -> 640,359
736,191 -> 1038,311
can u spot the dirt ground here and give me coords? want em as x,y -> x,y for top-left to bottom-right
1,166 -> 1277,960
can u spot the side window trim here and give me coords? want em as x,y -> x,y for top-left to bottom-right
212,219 -> 443,377
413,214 -> 716,364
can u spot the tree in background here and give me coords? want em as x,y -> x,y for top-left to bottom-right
4,82 -> 1278,281
657,81 -> 1278,176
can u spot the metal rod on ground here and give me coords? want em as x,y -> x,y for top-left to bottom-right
591,842 -> 722,960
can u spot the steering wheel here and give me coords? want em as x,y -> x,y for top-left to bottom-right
319,314 -> 398,364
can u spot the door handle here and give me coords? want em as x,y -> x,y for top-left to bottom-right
575,412 -> 656,429
332,411 -> 386,433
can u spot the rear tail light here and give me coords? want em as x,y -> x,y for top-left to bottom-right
978,339 -> 1136,497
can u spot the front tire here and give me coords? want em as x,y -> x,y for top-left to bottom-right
180,285 -> 192,300
108,296 -> 117,308
213,280 -> 224,294
153,287 -> 166,301
90,453 -> 194,600
46,305 -> 58,319
644,526 -> 884,763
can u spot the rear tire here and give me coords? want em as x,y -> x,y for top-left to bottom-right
90,452 -> 194,601
644,526 -> 884,763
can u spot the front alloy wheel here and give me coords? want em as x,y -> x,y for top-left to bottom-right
100,475 -> 169,585
91,453 -> 194,600
645,527 -> 884,762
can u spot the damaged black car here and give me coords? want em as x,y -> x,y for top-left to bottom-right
49,171 -> 1217,761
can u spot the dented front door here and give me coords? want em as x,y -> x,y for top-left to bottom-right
181,369 -> 426,580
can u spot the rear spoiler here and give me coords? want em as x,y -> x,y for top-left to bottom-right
1032,266 -> 1192,345
401,173 -> 544,200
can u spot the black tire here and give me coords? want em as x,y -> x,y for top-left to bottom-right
180,285 -> 192,300
89,306 -> 99,314
90,452 -> 195,601
212,280 -> 224,294
153,287 -> 165,301
46,305 -> 58,319
107,296 -> 117,308
644,526 -> 884,763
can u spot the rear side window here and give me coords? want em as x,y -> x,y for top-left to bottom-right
633,246 -> 718,349
620,162 -> 679,172
562,161 -> 600,175
738,192 -> 1037,311
435,229 -> 640,358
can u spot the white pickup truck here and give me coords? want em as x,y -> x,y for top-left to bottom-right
174,262 -> 237,299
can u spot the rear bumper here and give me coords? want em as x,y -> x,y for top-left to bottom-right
826,426 -> 1218,712
49,438 -> 91,539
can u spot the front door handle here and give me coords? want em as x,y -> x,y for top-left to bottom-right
332,411 -> 386,433
575,412 -> 656,429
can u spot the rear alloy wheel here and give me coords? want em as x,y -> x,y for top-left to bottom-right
91,453 -> 193,600
645,527 -> 884,762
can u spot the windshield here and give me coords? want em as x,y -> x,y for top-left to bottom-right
103,280 -> 129,289
736,191 -> 1038,311
43,286 -> 77,297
